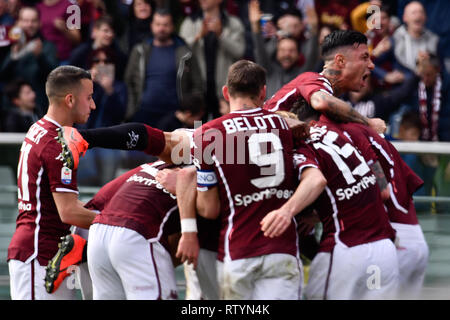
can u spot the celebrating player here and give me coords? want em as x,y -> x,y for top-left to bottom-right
261,102 -> 400,300
264,30 -> 386,134
186,60 -> 302,300
8,66 -> 97,300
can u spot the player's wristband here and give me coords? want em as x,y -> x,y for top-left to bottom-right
181,218 -> 198,233
197,169 -> 218,189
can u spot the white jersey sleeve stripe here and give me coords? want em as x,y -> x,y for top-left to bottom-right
269,88 -> 297,112
55,188 -> 79,194
25,167 -> 44,264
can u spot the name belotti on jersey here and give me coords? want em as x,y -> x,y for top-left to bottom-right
336,174 -> 377,201
222,114 -> 289,134
234,188 -> 293,207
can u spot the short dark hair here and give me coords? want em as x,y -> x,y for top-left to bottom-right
226,60 -> 266,99
4,78 -> 31,103
274,7 -> 303,24
321,30 -> 368,60
45,66 -> 92,100
400,111 -> 422,131
278,35 -> 300,51
417,53 -> 440,69
179,93 -> 205,116
291,97 -> 320,122
153,7 -> 172,18
93,15 -> 114,29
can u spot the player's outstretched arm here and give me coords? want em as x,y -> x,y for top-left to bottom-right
310,91 -> 386,133
261,167 -> 326,238
56,123 -> 167,169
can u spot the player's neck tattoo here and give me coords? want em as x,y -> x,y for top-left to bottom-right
323,68 -> 344,96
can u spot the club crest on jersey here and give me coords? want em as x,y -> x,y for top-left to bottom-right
61,166 -> 72,184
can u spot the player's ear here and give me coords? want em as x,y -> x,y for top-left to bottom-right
259,85 -> 267,102
64,93 -> 74,109
222,85 -> 230,102
334,53 -> 345,69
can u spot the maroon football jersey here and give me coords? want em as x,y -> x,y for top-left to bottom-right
263,72 -> 334,112
92,161 -> 180,250
8,116 -> 78,265
294,121 -> 396,252
192,108 -> 298,261
84,165 -> 144,212
335,120 -> 423,225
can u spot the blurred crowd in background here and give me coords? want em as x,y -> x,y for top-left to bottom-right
0,0 -> 449,212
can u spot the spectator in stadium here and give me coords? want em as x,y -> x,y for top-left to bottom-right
157,93 -> 205,132
125,8 -> 202,127
367,4 -> 405,90
127,0 -> 155,52
77,0 -> 97,43
2,78 -> 41,132
397,110 -> 422,142
249,1 -> 318,98
400,54 -> 446,212
36,0 -> 82,62
393,1 -> 439,73
314,0 -> 359,30
0,6 -> 59,114
294,0 -> 318,33
0,0 -> 14,26
179,0 -> 245,120
313,23 -> 338,72
7,66 -> 97,300
75,47 -> 127,186
68,15 -> 128,81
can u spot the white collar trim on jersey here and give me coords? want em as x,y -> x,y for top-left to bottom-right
43,115 -> 63,128
230,107 -> 262,114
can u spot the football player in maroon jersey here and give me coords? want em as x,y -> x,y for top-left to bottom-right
264,30 -> 386,134
183,60 -> 302,300
292,99 -> 428,299
8,66 -> 98,300
261,102 -> 400,299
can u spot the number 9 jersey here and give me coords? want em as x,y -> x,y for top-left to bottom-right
191,108 -> 298,262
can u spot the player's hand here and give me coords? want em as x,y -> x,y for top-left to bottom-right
176,232 -> 200,269
380,187 -> 390,201
285,118 -> 310,141
156,168 -> 180,194
367,118 -> 386,134
53,18 -> 67,32
260,207 -> 293,238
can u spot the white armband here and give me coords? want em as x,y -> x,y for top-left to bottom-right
181,218 -> 198,233
197,169 -> 218,188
